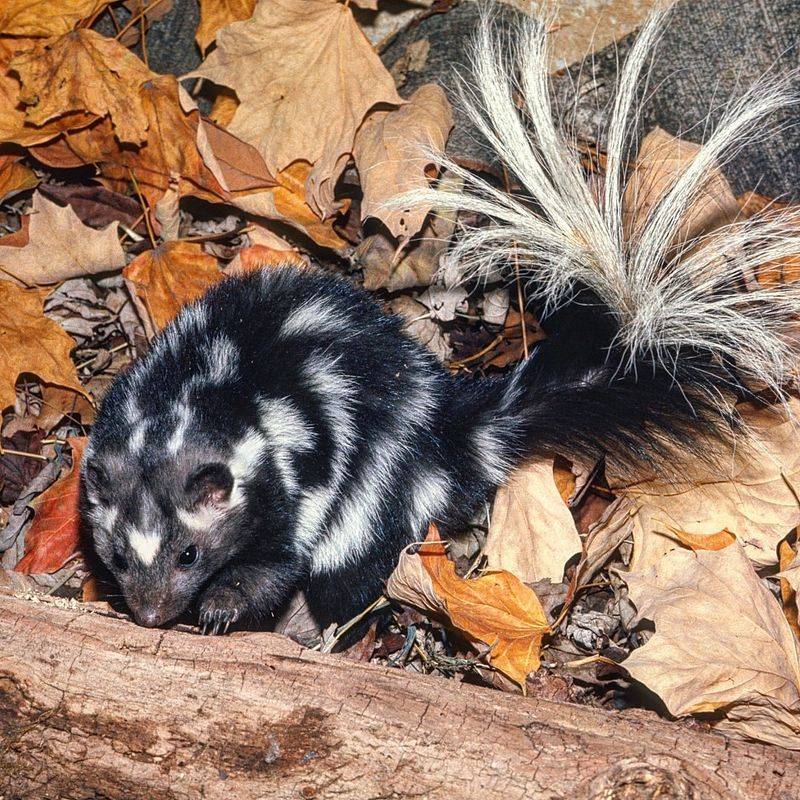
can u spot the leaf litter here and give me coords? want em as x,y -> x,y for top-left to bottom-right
0,0 -> 798,753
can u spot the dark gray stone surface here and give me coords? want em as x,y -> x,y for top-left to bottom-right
380,0 -> 800,199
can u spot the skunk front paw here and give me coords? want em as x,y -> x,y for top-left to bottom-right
198,586 -> 246,635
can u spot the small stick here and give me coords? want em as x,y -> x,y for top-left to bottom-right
115,0 -> 170,41
449,335 -> 504,369
127,168 -> 157,249
0,447 -> 48,462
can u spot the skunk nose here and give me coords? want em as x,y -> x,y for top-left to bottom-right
136,609 -> 163,628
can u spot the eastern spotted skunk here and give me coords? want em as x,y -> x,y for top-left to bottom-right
82,8 -> 800,633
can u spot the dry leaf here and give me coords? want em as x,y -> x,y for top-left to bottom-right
228,225 -> 305,272
623,127 -> 740,248
233,162 -> 346,250
123,241 -> 223,331
387,531 -> 550,687
578,497 -> 635,584
189,0 -> 403,216
0,192 -> 126,286
196,0 -> 256,52
485,459 -> 581,584
610,400 -> 800,569
29,78 -> 227,207
0,0 -> 110,37
0,155 -> 38,203
385,295 -> 451,362
10,30 -> 153,145
778,538 -> 800,638
0,283 -> 88,412
353,84 -> 452,240
15,437 -> 86,574
623,539 -> 800,749
668,526 -> 736,551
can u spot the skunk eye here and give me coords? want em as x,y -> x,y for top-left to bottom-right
112,551 -> 128,572
178,544 -> 199,568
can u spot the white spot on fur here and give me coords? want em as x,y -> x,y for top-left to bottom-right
311,366 -> 438,574
128,527 -> 162,566
87,504 -> 118,533
408,467 -> 451,530
129,421 -> 148,453
258,397 -> 316,495
228,429 -> 268,507
177,504 -> 225,532
472,424 -> 511,484
167,403 -> 193,454
293,355 -> 359,550
206,334 -> 239,383
280,296 -> 349,339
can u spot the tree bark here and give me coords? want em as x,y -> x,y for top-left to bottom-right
0,592 -> 796,800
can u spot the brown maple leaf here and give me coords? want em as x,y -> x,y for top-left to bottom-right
195,0 -> 256,53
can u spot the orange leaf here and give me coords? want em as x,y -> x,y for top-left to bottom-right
668,526 -> 737,551
123,241 -> 224,331
0,0 -> 111,37
15,437 -> 87,575
779,537 -> 800,640
420,532 -> 550,687
0,155 -> 38,203
196,0 -> 256,53
0,282 -> 89,412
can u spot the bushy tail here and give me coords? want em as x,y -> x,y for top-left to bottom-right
411,6 -> 800,469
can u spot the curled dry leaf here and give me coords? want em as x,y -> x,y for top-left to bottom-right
189,0 -> 403,216
0,283 -> 88,412
353,84 -> 453,240
0,192 -> 126,286
385,295 -> 451,362
233,162 -> 346,251
196,0 -> 256,53
15,437 -> 87,575
123,241 -> 223,332
668,526 -> 736,551
485,459 -> 581,585
623,539 -> 800,749
0,0 -> 110,37
610,399 -> 800,568
386,532 -> 550,687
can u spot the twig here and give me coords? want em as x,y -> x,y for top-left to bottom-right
449,335 -> 504,368
0,446 -> 48,462
317,595 -> 390,653
115,0 -> 170,41
127,168 -> 157,249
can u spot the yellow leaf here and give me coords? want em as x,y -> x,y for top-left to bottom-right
0,283 -> 88,411
0,155 -> 38,203
196,0 -> 256,53
0,0 -> 110,37
485,458 -> 581,584
610,400 -> 800,569
123,242 -> 224,331
189,0 -> 403,216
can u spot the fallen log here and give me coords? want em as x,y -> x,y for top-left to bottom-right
0,592 -> 796,800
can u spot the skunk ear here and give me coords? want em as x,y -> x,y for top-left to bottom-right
185,463 -> 233,507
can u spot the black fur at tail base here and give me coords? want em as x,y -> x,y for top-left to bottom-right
82,265 -> 731,633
